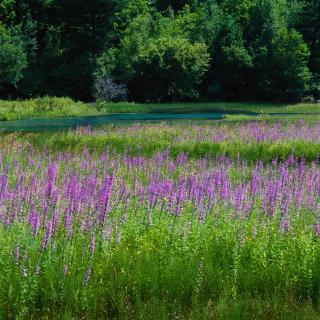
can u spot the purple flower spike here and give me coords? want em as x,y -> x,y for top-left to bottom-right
46,162 -> 57,198
15,245 -> 19,265
84,268 -> 92,285
315,223 -> 319,240
283,219 -> 290,233
63,264 -> 68,276
90,233 -> 95,256
41,219 -> 53,251
28,204 -> 39,237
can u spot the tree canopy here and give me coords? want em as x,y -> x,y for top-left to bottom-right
0,0 -> 318,102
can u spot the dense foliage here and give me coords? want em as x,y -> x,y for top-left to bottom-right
0,0 -> 319,102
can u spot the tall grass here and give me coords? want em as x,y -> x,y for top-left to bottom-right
0,98 -> 319,121
15,121 -> 320,162
95,101 -> 320,114
0,97 -> 95,120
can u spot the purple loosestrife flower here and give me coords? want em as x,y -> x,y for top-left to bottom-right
214,170 -> 221,190
198,204 -> 205,224
148,183 -> 159,208
63,264 -> 68,276
234,184 -> 244,215
51,191 -> 59,207
41,219 -> 53,251
84,268 -> 91,285
280,194 -> 290,217
10,209 -> 17,224
99,174 -> 114,225
90,233 -> 95,256
15,245 -> 19,265
250,169 -> 259,196
46,162 -> 57,198
64,205 -> 73,235
28,204 -> 39,237
283,219 -> 290,233
168,162 -> 176,174
174,180 -> 186,216
187,175 -> 196,197
41,201 -> 49,227
221,178 -> 231,200
294,187 -> 303,211
177,153 -> 188,165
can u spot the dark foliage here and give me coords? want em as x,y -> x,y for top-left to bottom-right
0,0 -> 318,102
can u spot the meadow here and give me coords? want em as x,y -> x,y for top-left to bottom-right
0,120 -> 320,319
1,0 -> 320,317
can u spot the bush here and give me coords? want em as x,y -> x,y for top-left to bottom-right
301,95 -> 315,104
308,74 -> 320,100
93,76 -> 127,102
129,37 -> 210,101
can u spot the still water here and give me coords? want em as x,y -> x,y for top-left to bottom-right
0,111 -> 293,132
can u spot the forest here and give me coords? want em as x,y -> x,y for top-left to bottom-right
0,0 -> 319,102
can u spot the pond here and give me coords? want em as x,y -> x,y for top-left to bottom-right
0,111 -> 296,132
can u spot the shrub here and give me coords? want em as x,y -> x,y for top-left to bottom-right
93,76 -> 127,102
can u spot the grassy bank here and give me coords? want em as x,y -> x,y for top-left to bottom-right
0,97 -> 320,121
10,121 -> 320,162
99,101 -> 320,115
0,97 -> 96,121
22,133 -> 320,162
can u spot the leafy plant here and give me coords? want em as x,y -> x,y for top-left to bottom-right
93,76 -> 127,103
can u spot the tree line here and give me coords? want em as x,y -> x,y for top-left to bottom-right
0,0 -> 319,102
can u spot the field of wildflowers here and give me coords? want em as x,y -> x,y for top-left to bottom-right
2,121 -> 320,318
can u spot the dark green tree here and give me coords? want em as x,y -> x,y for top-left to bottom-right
0,0 -> 16,26
0,25 -> 27,95
290,0 -> 320,98
214,0 -> 311,101
96,12 -> 210,101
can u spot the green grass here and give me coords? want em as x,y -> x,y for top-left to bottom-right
22,133 -> 320,162
10,121 -> 320,162
0,97 -> 320,121
3,208 -> 320,319
98,101 -> 320,115
0,97 -> 97,121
